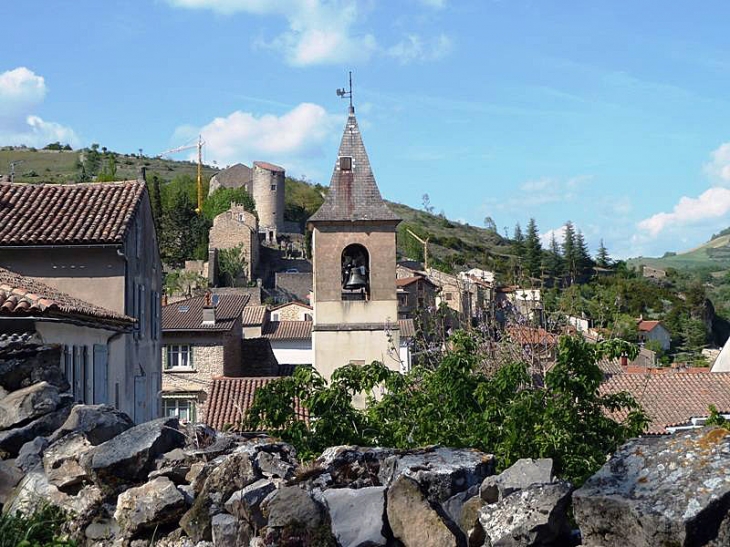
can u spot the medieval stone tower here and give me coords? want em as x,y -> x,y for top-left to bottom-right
252,161 -> 286,244
308,105 -> 402,380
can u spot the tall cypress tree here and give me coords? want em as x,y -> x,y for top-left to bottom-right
524,218 -> 542,279
562,221 -> 577,284
596,239 -> 611,268
544,232 -> 564,279
575,230 -> 593,278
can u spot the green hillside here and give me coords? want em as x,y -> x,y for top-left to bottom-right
0,146 -> 218,184
628,232 -> 730,271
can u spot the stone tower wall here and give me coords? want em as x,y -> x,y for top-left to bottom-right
252,162 -> 285,242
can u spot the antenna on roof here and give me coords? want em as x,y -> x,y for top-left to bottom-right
336,71 -> 354,112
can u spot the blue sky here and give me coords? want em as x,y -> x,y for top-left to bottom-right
2,1 -> 730,259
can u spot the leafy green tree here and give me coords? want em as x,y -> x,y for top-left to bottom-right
218,243 -> 247,286
159,191 -> 209,267
524,218 -> 542,279
484,216 -> 498,233
96,154 -> 117,182
83,143 -> 102,178
201,188 -> 256,222
246,332 -> 647,484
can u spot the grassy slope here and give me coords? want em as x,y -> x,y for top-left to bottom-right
628,233 -> 730,271
0,148 -> 218,184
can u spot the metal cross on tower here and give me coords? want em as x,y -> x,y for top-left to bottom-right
336,71 -> 354,110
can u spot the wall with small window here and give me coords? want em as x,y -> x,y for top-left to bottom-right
162,394 -> 199,423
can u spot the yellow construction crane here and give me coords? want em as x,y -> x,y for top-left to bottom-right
158,135 -> 205,213
406,228 -> 430,270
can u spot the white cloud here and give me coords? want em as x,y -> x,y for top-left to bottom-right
176,102 -> 340,176
637,186 -> 730,238
0,67 -> 78,147
166,0 -> 451,66
167,0 -> 377,66
704,142 -> 730,184
387,33 -> 452,64
540,225 -> 567,249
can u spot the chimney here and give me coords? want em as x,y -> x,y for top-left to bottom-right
202,291 -> 216,326
620,354 -> 628,367
137,166 -> 147,183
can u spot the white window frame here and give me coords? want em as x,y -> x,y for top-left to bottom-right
162,397 -> 197,423
165,344 -> 193,370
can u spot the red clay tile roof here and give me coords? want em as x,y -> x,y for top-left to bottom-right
162,294 -> 249,331
638,320 -> 663,332
242,305 -> 267,326
506,326 -> 558,346
399,318 -> 416,338
0,181 -> 145,246
601,372 -> 730,434
263,320 -> 313,340
253,161 -> 285,173
205,376 -> 308,430
0,267 -> 134,328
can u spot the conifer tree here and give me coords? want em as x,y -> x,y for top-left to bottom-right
512,223 -> 525,258
575,230 -> 593,278
524,218 -> 542,279
596,239 -> 611,268
562,221 -> 577,284
544,232 -> 564,279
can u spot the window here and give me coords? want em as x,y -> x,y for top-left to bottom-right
339,156 -> 352,171
271,184 -> 276,191
163,397 -> 197,423
341,243 -> 370,300
165,345 -> 193,369
444,292 -> 453,301
304,313 -> 312,321
272,312 -> 280,321
398,293 -> 408,307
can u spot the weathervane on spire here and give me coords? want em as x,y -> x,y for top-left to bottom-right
336,71 -> 354,112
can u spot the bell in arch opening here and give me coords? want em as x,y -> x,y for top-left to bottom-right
341,244 -> 369,300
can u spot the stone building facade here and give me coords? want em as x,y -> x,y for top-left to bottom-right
208,204 -> 259,284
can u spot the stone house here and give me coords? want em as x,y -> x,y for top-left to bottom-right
637,319 -> 671,351
270,301 -> 313,322
208,204 -> 260,284
0,178 -> 163,423
161,293 -> 249,423
0,267 -> 135,405
396,276 -> 437,320
263,320 -> 313,367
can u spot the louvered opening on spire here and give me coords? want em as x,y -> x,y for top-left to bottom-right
308,109 -> 400,224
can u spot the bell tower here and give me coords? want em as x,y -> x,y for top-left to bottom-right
308,99 -> 402,380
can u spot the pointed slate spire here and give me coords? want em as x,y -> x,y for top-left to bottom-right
309,107 -> 400,224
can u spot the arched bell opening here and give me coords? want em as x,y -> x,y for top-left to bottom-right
341,243 -> 370,301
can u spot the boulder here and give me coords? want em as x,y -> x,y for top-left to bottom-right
85,416 -> 186,487
265,485 -> 323,529
180,451 -> 259,542
0,385 -> 8,400
16,436 -> 48,472
321,486 -> 388,547
48,404 -> 134,445
314,445 -> 396,488
0,404 -> 72,457
254,447 -> 296,480
224,478 -> 276,529
380,446 -> 496,503
443,485 -> 483,544
43,431 -> 93,490
0,381 -> 61,430
386,474 -> 459,547
480,458 -> 554,504
0,343 -> 69,392
0,459 -> 24,505
211,513 -> 245,547
114,476 -> 187,539
479,481 -> 573,546
574,427 -> 730,547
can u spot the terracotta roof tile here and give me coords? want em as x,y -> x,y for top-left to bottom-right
0,181 -> 145,246
253,161 -> 285,173
205,376 -> 307,430
263,320 -> 312,340
162,294 -> 249,331
242,305 -> 268,326
398,318 -> 416,338
270,301 -> 312,311
506,326 -> 558,346
638,320 -> 663,332
0,267 -> 134,327
601,372 -> 730,434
